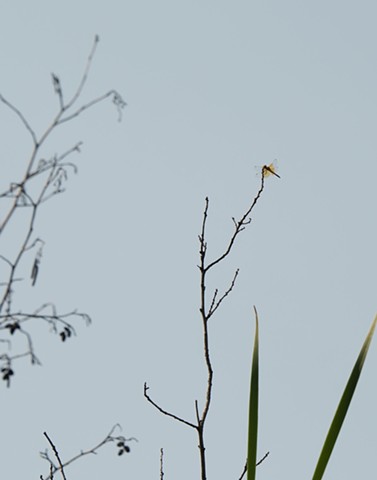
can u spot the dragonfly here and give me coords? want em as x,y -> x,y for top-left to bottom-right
259,161 -> 280,179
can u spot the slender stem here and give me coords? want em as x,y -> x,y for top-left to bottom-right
0,34 -> 123,377
43,432 -> 68,480
144,168 -> 274,479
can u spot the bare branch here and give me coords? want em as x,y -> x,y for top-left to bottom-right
27,143 -> 82,181
238,460 -> 247,480
145,169 -> 279,480
0,255 -> 13,268
65,35 -> 100,109
191,173 -> 273,478
59,90 -> 126,124
194,400 -> 200,424
144,382 -> 197,429
43,432 -> 68,480
160,448 -> 164,480
0,93 -> 37,144
207,268 -> 239,319
238,451 -> 270,480
257,451 -> 270,466
204,173 -> 267,273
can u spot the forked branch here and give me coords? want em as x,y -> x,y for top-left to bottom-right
0,35 -> 126,386
145,167 -> 279,479
39,425 -> 137,480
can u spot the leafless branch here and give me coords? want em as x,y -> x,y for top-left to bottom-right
145,166 -> 279,479
238,461 -> 248,480
207,268 -> 239,319
43,432 -> 68,480
195,178 -> 271,478
144,166 -> 280,480
144,382 -> 197,429
238,451 -> 270,480
160,448 -> 164,480
0,93 -> 37,144
65,34 -> 99,109
58,90 -> 126,124
257,451 -> 270,466
203,174 -> 267,273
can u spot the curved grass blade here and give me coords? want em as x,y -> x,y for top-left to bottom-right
312,314 -> 377,480
247,306 -> 259,480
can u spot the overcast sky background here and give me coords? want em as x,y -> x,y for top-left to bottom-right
1,1 -> 377,479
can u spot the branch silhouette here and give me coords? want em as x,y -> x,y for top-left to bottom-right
145,168 -> 278,479
0,35 -> 126,386
39,425 -> 137,480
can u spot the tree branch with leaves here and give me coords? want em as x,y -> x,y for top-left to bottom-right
39,425 -> 137,480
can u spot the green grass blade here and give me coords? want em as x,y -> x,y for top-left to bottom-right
312,314 -> 377,480
247,306 -> 259,480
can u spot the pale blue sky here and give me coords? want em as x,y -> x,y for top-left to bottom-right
1,1 -> 377,479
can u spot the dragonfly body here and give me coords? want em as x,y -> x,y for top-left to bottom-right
262,163 -> 280,179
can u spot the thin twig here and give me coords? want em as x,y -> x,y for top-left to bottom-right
238,451 -> 270,480
257,451 -> 270,466
144,383 -> 196,429
207,268 -> 239,319
43,432 -> 67,480
65,35 -> 100,109
58,91 -> 116,124
0,93 -> 37,144
204,174 -> 266,273
160,448 -> 164,480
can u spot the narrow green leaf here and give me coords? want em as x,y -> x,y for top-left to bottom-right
247,306 -> 259,480
312,314 -> 377,480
